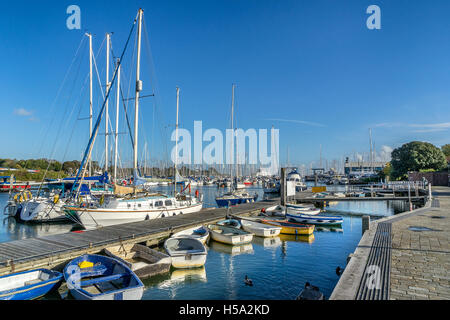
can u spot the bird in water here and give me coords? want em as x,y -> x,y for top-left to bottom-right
336,266 -> 343,276
244,275 -> 253,286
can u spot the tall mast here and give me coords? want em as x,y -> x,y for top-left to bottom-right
369,128 -> 373,172
105,33 -> 111,176
134,9 -> 143,176
114,58 -> 121,183
174,87 -> 180,196
230,84 -> 235,189
87,32 -> 93,176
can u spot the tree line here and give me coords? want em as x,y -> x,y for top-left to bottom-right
383,142 -> 450,180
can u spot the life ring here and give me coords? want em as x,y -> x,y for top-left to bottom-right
14,190 -> 32,203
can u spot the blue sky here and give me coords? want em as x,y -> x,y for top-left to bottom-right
1,0 -> 450,170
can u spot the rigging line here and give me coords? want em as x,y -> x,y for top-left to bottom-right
31,35 -> 87,161
36,47 -> 88,197
142,16 -> 170,164
35,35 -> 106,186
71,10 -> 139,196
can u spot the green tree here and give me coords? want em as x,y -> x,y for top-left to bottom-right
441,144 -> 450,162
391,141 -> 447,180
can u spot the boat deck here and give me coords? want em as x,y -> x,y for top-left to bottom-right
0,199 -> 278,276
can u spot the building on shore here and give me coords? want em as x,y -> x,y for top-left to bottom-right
344,160 -> 386,175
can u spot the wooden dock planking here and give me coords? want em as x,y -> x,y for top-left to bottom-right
0,199 -> 278,275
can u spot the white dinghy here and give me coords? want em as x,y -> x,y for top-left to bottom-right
207,224 -> 253,245
240,219 -> 281,238
171,225 -> 210,245
164,236 -> 207,269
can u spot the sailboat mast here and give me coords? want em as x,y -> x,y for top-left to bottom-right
230,84 -> 235,189
105,33 -> 111,176
87,33 -> 93,176
369,128 -> 373,172
174,87 -> 180,195
134,9 -> 143,175
114,58 -> 121,183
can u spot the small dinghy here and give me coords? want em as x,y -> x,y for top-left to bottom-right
240,219 -> 281,237
171,225 -> 210,244
286,212 -> 343,226
207,224 -> 254,245
287,206 -> 321,215
296,282 -> 324,300
103,243 -> 172,280
63,254 -> 144,300
216,219 -> 242,229
261,219 -> 315,236
164,236 -> 207,269
0,269 -> 63,300
260,205 -> 286,217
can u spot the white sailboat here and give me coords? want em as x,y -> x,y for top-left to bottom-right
64,9 -> 203,229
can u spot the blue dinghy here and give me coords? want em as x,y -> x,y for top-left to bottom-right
0,269 -> 62,300
286,212 -> 343,226
63,254 -> 144,300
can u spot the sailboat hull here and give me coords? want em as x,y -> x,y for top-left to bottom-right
215,195 -> 258,208
65,203 -> 203,229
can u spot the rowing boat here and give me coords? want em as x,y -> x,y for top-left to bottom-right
240,219 -> 281,237
260,219 -> 315,235
164,236 -> 207,269
207,224 -> 254,245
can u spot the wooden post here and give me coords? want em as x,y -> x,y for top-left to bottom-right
281,167 -> 286,206
362,215 -> 370,235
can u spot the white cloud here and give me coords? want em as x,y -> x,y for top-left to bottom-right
378,145 -> 393,162
14,108 -> 32,116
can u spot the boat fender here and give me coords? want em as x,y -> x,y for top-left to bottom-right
195,190 -> 199,198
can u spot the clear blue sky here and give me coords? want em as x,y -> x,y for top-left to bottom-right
1,0 -> 450,170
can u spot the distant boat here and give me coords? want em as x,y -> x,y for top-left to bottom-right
0,269 -> 63,300
215,190 -> 258,207
103,243 -> 172,280
63,254 -> 144,300
260,219 -> 315,235
287,168 -> 307,192
286,212 -> 343,226
171,225 -> 210,245
216,219 -> 242,229
263,179 -> 280,194
240,219 -> 281,238
207,224 -> 254,245
164,236 -> 207,269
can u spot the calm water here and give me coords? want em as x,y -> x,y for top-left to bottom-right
0,183 -> 408,299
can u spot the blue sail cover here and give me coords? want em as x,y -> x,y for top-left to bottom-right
63,172 -> 110,184
133,169 -> 147,186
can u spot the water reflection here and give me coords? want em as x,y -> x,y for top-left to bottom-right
252,236 -> 282,248
208,242 -> 254,256
279,234 -> 315,244
157,267 -> 208,289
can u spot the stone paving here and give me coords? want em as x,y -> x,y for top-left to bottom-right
389,187 -> 450,300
